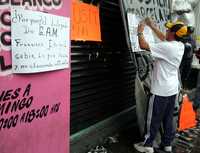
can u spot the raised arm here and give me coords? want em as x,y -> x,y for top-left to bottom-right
137,21 -> 150,51
145,17 -> 166,41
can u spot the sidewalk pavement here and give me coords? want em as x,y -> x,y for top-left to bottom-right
86,122 -> 200,153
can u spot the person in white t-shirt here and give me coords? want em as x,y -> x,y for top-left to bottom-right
134,18 -> 187,153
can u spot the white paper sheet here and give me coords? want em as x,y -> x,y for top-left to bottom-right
11,8 -> 70,73
127,13 -> 155,52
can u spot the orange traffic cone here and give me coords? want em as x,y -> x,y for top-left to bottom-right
178,95 -> 197,131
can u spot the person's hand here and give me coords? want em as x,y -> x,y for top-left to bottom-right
137,21 -> 145,33
145,17 -> 155,28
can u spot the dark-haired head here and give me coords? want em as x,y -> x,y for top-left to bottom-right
165,21 -> 188,41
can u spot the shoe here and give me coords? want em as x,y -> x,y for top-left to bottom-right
164,146 -> 172,152
134,142 -> 154,153
159,146 -> 172,153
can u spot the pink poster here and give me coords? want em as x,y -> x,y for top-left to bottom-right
0,1 -> 71,153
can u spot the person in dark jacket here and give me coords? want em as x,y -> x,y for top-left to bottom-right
179,26 -> 196,87
194,48 -> 200,112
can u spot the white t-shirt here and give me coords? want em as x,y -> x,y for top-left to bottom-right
149,41 -> 184,96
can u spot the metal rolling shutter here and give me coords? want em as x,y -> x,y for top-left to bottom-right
70,0 -> 137,134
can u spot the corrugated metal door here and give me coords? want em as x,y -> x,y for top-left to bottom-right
71,0 -> 137,134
